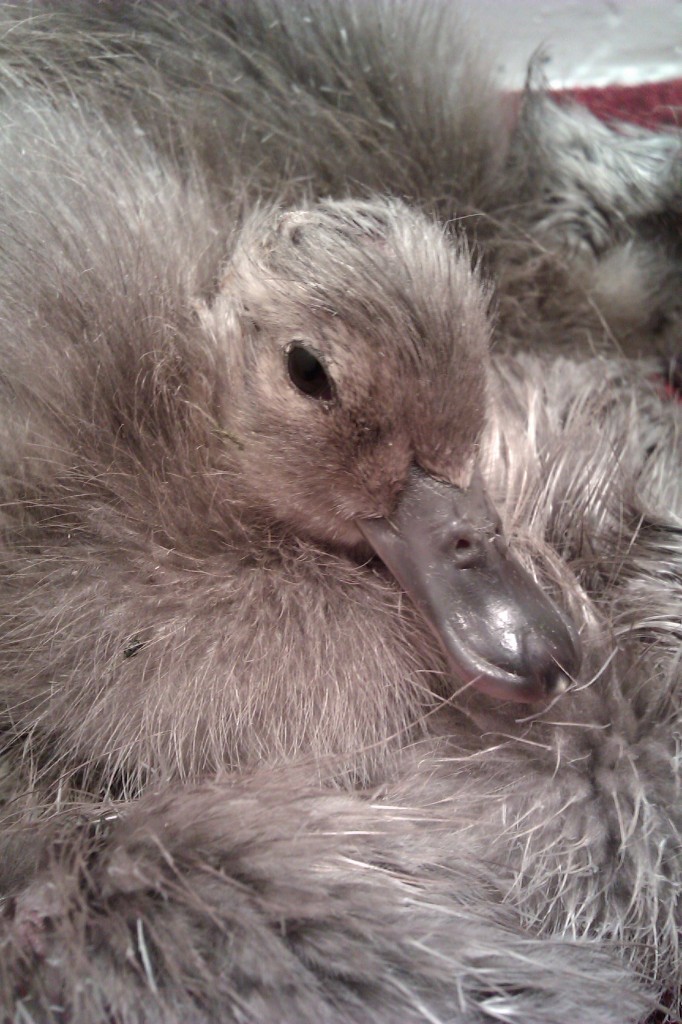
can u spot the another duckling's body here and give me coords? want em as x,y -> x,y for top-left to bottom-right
0,3 -> 681,1023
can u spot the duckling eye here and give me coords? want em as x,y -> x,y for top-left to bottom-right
286,344 -> 334,401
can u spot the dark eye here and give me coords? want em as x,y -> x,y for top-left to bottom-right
286,344 -> 334,401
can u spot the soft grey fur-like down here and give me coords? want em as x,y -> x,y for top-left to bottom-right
0,3 -> 681,1023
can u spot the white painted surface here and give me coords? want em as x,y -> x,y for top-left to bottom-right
472,0 -> 682,88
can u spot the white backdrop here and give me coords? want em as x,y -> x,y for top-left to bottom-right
470,0 -> 682,87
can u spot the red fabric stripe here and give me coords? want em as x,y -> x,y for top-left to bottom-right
554,79 -> 682,128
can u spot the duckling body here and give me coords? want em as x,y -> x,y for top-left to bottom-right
0,121 -> 487,785
0,4 -> 681,1023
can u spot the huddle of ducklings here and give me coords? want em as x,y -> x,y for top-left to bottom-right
0,3 -> 680,1023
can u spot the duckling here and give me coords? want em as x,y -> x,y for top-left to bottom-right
0,127 -> 578,790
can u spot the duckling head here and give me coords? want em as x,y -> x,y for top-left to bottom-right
201,199 -> 581,703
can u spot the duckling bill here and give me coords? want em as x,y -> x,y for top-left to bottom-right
358,468 -> 581,702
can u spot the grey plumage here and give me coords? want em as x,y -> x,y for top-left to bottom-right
0,3 -> 681,1023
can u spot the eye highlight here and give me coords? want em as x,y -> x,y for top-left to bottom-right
286,344 -> 334,401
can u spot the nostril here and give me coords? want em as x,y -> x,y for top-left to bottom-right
442,527 -> 484,567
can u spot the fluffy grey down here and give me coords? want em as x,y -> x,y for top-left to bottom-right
0,3 -> 680,1022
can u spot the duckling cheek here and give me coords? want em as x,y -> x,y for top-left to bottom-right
352,462 -> 412,520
